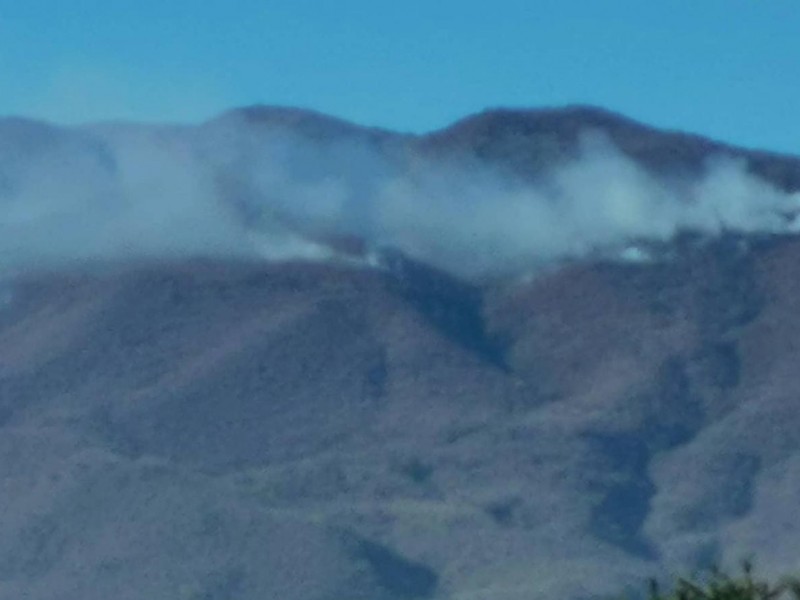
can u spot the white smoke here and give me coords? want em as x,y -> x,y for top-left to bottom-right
0,114 -> 798,278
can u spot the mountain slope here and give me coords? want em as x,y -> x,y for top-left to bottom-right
1,107 -> 800,599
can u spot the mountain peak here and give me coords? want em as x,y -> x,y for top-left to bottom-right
435,104 -> 640,135
208,104 -> 398,143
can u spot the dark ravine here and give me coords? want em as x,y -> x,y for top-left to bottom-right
2,107 -> 800,599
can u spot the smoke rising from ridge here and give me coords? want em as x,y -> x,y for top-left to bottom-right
1,113 -> 798,278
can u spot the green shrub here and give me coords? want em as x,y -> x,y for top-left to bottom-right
646,562 -> 800,600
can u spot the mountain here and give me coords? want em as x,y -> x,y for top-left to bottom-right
1,107 -> 800,599
422,106 -> 800,190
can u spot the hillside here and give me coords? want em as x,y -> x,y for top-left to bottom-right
1,107 -> 800,599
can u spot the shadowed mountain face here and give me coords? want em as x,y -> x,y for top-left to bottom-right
2,108 -> 800,599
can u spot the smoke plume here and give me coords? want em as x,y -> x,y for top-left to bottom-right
1,113 -> 798,278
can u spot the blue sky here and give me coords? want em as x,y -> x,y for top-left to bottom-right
1,0 -> 798,153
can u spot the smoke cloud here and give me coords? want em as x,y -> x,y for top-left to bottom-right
1,114 -> 798,279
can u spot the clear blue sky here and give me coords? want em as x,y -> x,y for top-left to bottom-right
1,0 -> 798,153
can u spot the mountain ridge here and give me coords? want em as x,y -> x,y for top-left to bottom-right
2,106 -> 800,599
206,103 -> 800,188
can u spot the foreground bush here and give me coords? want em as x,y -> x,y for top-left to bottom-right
647,563 -> 800,600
